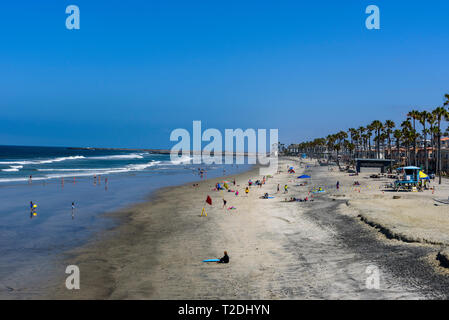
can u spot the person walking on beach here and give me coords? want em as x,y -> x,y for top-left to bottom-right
277,184 -> 280,193
284,184 -> 288,193
336,181 -> 340,190
71,202 -> 75,219
222,198 -> 227,208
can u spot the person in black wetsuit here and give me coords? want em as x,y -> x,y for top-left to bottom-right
218,251 -> 229,263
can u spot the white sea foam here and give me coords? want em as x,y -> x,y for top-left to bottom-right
0,156 -> 85,165
0,176 -> 46,183
0,153 -> 145,168
0,161 -> 163,183
1,165 -> 24,172
0,159 -> 165,183
89,153 -> 146,160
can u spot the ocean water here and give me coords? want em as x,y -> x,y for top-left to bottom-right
0,145 -> 252,298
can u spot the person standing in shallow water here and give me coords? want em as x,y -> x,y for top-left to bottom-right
30,201 -> 33,218
71,202 -> 75,219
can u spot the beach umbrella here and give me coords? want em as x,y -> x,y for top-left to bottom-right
419,171 -> 429,179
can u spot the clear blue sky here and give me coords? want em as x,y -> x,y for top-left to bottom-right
1,0 -> 448,148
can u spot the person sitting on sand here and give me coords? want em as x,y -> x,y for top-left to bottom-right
218,251 -> 229,264
245,187 -> 249,195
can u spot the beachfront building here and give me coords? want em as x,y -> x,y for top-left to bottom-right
441,137 -> 449,148
385,137 -> 449,174
287,144 -> 300,155
441,149 -> 449,172
416,147 -> 435,171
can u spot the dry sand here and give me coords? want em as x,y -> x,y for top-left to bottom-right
330,167 -> 449,246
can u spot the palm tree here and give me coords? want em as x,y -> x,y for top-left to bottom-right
419,111 -> 430,173
407,110 -> 420,166
432,106 -> 448,184
370,120 -> 383,159
335,131 -> 348,167
426,112 -> 437,171
326,134 -> 336,164
384,120 -> 395,171
358,126 -> 366,157
344,140 -> 355,161
401,120 -> 413,165
393,129 -> 402,165
348,128 -> 359,159
366,124 -> 375,158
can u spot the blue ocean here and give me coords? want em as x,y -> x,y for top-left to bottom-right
0,145 -> 252,298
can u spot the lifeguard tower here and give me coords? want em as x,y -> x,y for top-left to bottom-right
394,166 -> 420,191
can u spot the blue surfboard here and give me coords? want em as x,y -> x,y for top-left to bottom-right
203,259 -> 220,262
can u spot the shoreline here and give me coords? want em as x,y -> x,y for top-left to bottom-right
44,164 -> 263,299
0,159 -> 254,299
31,157 -> 449,299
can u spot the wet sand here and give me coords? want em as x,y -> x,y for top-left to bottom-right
41,158 -> 449,299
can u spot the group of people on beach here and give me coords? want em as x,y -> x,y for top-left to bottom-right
28,201 -> 76,219
29,201 -> 37,218
284,196 -> 312,202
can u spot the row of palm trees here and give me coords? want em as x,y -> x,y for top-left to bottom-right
293,94 -> 449,184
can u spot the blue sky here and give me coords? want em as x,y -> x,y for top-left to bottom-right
0,0 -> 448,148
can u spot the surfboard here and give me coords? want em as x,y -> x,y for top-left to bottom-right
203,259 -> 220,262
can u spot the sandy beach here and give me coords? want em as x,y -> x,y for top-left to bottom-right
33,157 -> 449,300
